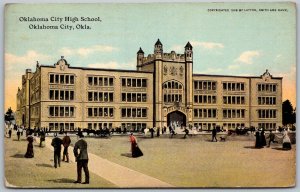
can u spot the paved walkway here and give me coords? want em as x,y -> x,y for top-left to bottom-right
45,137 -> 174,188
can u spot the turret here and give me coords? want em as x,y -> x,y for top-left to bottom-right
154,39 -> 163,58
185,41 -> 193,62
137,47 -> 144,70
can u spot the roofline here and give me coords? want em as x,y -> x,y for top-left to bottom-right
40,65 -> 153,74
193,73 -> 283,79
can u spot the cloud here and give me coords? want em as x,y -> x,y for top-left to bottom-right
87,60 -> 135,70
190,41 -> 224,50
59,45 -> 118,57
170,41 -> 224,53
234,51 -> 261,64
5,51 -> 51,70
196,68 -> 223,74
228,64 -> 240,70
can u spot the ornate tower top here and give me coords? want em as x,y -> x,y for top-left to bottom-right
154,39 -> 163,58
185,41 -> 193,50
137,47 -> 144,54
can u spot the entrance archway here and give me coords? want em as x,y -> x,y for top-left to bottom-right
167,111 -> 186,128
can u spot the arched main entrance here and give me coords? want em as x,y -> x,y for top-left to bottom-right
167,111 -> 186,128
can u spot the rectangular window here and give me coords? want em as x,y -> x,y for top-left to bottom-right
60,107 -> 64,116
66,75 -> 69,84
60,90 -> 64,100
142,94 -> 147,102
50,74 -> 54,83
137,79 -> 141,87
88,108 -> 93,117
65,91 -> 69,100
99,77 -> 103,86
88,77 -> 93,85
60,75 -> 65,84
55,74 -> 59,83
132,79 -> 137,87
104,78 -> 108,86
104,93 -> 108,102
94,77 -> 98,86
50,90 -> 54,100
94,108 -> 98,117
122,93 -> 126,102
49,107 -> 54,116
70,91 -> 74,100
109,108 -> 114,117
122,78 -> 126,87
70,107 -> 74,117
142,79 -> 147,87
122,108 -> 126,117
109,78 -> 114,86
70,75 -> 74,84
88,92 -> 93,101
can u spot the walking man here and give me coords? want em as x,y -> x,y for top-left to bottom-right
73,132 -> 90,184
62,132 -> 71,162
212,126 -> 218,142
267,130 -> 278,147
17,126 -> 22,141
51,133 -> 62,168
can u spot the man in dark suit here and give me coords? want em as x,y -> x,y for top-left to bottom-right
51,133 -> 62,168
267,130 -> 278,147
212,127 -> 217,142
73,132 -> 89,184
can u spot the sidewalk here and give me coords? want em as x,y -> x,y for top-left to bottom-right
45,137 -> 174,188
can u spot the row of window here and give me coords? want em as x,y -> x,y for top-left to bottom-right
49,122 -> 75,131
88,76 -> 114,86
193,123 -> 216,130
87,122 -> 113,130
258,97 -> 276,105
223,82 -> 245,91
223,109 -> 245,119
194,109 -> 217,118
258,123 -> 277,129
121,108 -> 147,118
258,109 -> 277,118
49,74 -> 75,84
223,123 -> 245,129
257,83 -> 277,92
121,123 -> 147,132
164,94 -> 183,103
194,81 -> 216,90
163,81 -> 183,90
122,78 -> 147,87
49,106 -> 75,117
88,107 -> 114,117
50,90 -> 74,101
194,95 -> 217,104
122,93 -> 147,102
88,92 -> 113,102
223,96 -> 245,105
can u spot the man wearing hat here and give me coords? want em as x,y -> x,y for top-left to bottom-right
51,133 -> 63,168
73,132 -> 90,184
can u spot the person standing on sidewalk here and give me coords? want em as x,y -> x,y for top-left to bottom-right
51,133 -> 62,168
73,132 -> 90,184
212,126 -> 217,142
62,132 -> 71,162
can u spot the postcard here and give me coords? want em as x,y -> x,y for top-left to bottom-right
4,2 -> 296,188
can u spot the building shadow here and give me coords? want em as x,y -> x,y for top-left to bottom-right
36,163 -> 53,168
121,153 -> 132,158
244,146 -> 261,149
10,154 -> 24,158
272,147 -> 292,151
47,178 -> 74,184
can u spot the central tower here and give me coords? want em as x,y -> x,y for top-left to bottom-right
136,39 -> 193,129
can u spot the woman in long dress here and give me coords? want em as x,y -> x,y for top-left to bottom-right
282,129 -> 292,150
129,133 -> 143,158
24,133 -> 35,158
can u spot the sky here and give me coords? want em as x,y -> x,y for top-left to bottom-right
4,2 -> 296,111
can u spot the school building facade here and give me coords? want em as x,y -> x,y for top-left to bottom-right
15,39 -> 282,131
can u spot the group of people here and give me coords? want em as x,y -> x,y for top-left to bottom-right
255,128 -> 292,150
